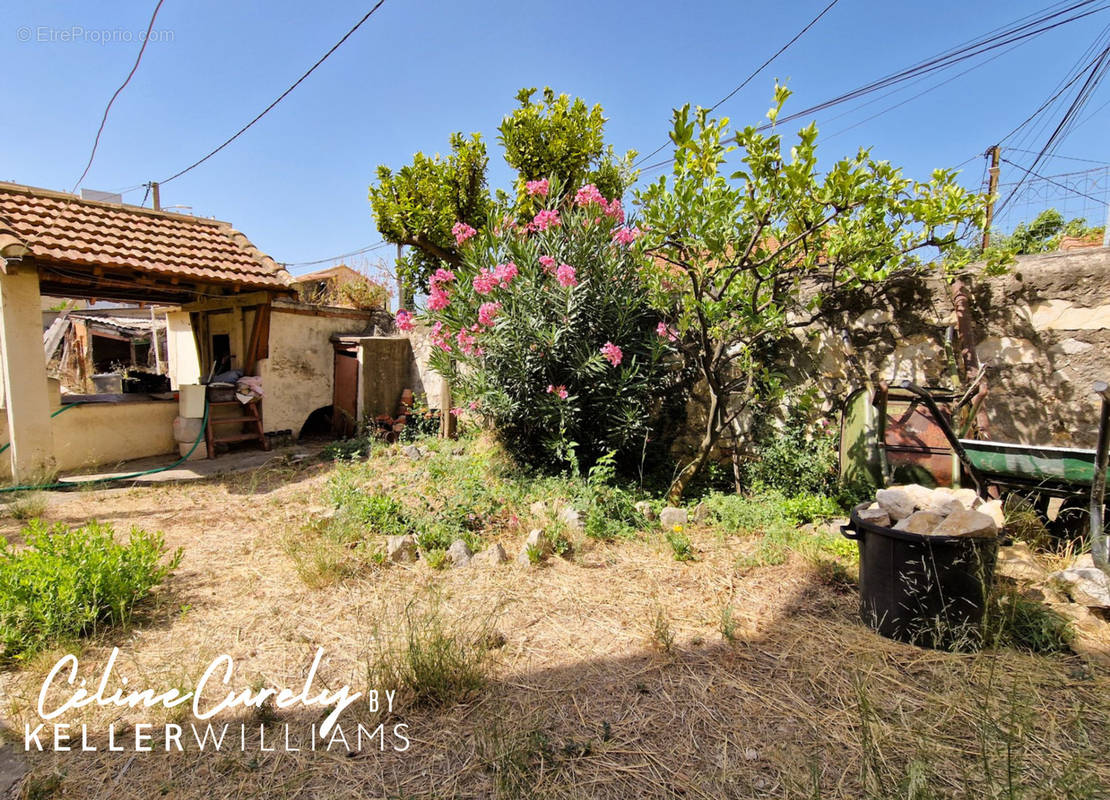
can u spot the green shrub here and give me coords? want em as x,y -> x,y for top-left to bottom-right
578,452 -> 645,540
740,407 -> 838,496
665,527 -> 694,562
0,520 -> 182,660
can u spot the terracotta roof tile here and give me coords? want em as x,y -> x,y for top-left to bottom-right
0,182 -> 292,292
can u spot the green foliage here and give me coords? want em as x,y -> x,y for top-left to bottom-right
399,393 -> 441,441
425,190 -> 674,473
578,452 -> 647,540
741,407 -> 839,496
943,208 -> 1103,278
665,527 -> 694,562
0,520 -> 182,660
322,434 -> 381,462
985,586 -> 1074,654
637,88 -> 984,498
369,132 -> 491,294
500,87 -> 634,213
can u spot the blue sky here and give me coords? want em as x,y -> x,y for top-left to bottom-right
4,0 -> 1109,277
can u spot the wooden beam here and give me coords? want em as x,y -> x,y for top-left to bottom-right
180,291 -> 273,312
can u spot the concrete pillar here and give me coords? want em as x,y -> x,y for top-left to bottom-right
0,267 -> 55,481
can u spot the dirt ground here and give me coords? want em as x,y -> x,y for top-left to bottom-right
0,452 -> 1108,800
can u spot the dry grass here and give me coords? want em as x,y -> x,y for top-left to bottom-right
0,441 -> 1106,799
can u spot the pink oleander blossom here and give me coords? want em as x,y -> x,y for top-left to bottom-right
429,267 -> 456,289
574,184 -> 606,208
478,301 -> 501,326
450,407 -> 463,417
494,261 -> 518,287
468,399 -> 480,411
529,209 -> 561,232
395,309 -> 415,332
428,287 -> 450,311
430,321 -> 452,351
600,341 -> 623,367
525,178 -> 550,197
546,384 -> 568,400
456,328 -> 478,356
555,263 -> 578,288
656,322 -> 678,342
452,222 -> 477,245
604,198 -> 625,224
538,255 -> 556,272
611,226 -> 642,246
473,269 -> 498,295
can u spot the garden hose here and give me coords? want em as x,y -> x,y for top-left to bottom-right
0,402 -> 86,455
0,400 -> 210,494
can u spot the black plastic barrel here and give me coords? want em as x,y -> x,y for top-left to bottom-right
843,503 -> 998,649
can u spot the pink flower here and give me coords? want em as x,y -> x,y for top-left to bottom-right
395,309 -> 415,332
546,384 -> 568,400
468,399 -> 480,411
477,301 -> 501,326
529,209 -> 561,232
525,178 -> 550,197
428,287 -> 450,311
604,198 -> 625,224
538,255 -> 556,272
473,269 -> 498,295
600,341 -> 623,367
494,261 -> 518,287
452,222 -> 477,245
450,407 -> 463,417
555,263 -> 578,288
656,322 -> 678,342
611,226 -> 642,246
429,268 -> 456,289
430,321 -> 452,352
456,328 -> 478,356
574,184 -> 606,208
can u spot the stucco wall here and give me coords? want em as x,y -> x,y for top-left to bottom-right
0,393 -> 177,477
257,308 -> 377,435
357,337 -> 414,419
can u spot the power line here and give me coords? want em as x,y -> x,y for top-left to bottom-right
159,0 -> 389,186
71,0 -> 166,193
632,0 -> 842,169
283,241 -> 391,268
636,0 -> 1110,178
1000,157 -> 1108,205
1004,147 -> 1110,165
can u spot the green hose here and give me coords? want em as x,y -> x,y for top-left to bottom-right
0,401 -> 210,493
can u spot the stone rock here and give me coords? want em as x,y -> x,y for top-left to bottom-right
856,506 -> 891,528
471,542 -> 508,567
1072,553 -> 1096,570
1049,566 -> 1110,608
931,509 -> 999,538
530,500 -> 547,517
951,488 -> 981,510
901,483 -> 936,511
978,499 -> 1006,529
693,502 -> 709,523
659,507 -> 689,529
517,528 -> 552,565
0,745 -> 27,798
558,506 -> 584,531
894,510 -> 945,535
875,488 -> 915,522
634,500 -> 656,521
1049,602 -> 1110,665
1021,584 -> 1068,605
446,539 -> 473,567
996,542 -> 1048,583
924,489 -> 968,517
386,534 -> 417,563
402,444 -> 424,460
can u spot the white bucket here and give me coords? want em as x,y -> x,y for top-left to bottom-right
179,384 -> 206,418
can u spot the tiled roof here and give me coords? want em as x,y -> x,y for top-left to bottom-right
0,182 -> 291,292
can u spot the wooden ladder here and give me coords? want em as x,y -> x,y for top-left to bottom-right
205,400 -> 270,458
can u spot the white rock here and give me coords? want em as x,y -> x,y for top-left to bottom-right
857,506 -> 891,528
978,499 -> 1005,529
875,488 -> 915,522
693,502 -> 708,523
529,500 -> 547,517
402,444 -> 424,460
446,539 -> 473,567
926,497 -> 968,518
517,528 -> 552,565
660,507 -> 689,529
931,509 -> 999,538
386,534 -> 417,563
901,483 -> 936,511
894,510 -> 945,535
634,501 -> 656,521
558,507 -> 583,531
1049,566 -> 1110,608
471,542 -> 508,567
952,488 -> 981,510
996,542 -> 1048,583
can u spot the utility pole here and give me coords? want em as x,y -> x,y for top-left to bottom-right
980,145 -> 1000,251
395,243 -> 403,312
151,181 -> 161,211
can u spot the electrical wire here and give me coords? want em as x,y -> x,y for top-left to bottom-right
71,0 -> 166,193
158,1 -> 389,186
998,158 -> 1109,204
1005,147 -> 1110,164
283,241 -> 391,269
633,0 -> 842,169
